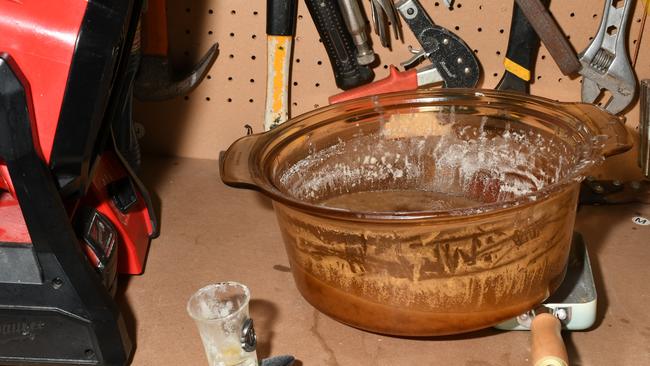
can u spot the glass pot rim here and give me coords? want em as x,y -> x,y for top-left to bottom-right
221,89 -> 631,222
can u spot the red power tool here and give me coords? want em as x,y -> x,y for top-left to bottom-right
0,1 -> 157,365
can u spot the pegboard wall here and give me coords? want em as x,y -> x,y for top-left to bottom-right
134,0 -> 650,179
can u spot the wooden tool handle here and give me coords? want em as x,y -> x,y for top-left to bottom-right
531,313 -> 569,366
141,0 -> 168,56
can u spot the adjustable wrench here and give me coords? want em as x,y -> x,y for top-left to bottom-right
395,0 -> 480,88
514,0 -> 637,114
578,0 -> 637,114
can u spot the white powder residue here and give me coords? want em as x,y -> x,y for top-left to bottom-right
277,110 -> 576,210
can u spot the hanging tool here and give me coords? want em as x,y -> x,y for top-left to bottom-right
395,0 -> 480,88
370,0 -> 402,48
338,0 -> 375,65
512,0 -> 581,76
329,0 -> 480,103
329,64 -> 442,103
640,79 -> 650,179
304,0 -> 374,90
513,0 -> 637,114
579,0 -> 637,115
496,1 -> 549,93
264,0 -> 298,131
134,0 -> 219,101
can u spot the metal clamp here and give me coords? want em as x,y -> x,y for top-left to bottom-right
240,318 -> 257,352
516,306 -> 572,329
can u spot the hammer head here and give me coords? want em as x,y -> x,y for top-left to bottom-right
134,43 -> 218,101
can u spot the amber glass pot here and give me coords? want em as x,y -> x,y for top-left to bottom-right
220,89 -> 630,336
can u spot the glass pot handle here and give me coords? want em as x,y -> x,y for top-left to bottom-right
219,134 -> 261,188
573,103 -> 633,157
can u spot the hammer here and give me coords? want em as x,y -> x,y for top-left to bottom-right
134,0 -> 219,101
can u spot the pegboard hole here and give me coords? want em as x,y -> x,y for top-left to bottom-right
492,73 -> 498,77
496,51 -> 501,55
293,102 -> 298,107
593,14 -> 598,18
207,75 -> 212,80
473,49 -> 479,53
228,76 -> 233,81
208,9 -> 213,14
185,29 -> 191,35
315,83 -> 320,87
296,58 -> 301,63
227,98 -> 232,102
185,8 -> 190,13
637,18 -> 642,23
230,32 -> 235,37
184,96 -> 189,101
293,81 -> 298,86
456,3 -> 462,8
298,14 -> 303,20
434,2 -> 439,6
252,34 -> 257,39
250,79 -> 255,83
479,5 -> 483,10
606,26 -> 618,36
251,55 -> 257,60
478,27 -> 482,32
558,78 -> 562,82
253,11 -> 259,15
633,39 -> 637,44
541,55 -> 546,60
455,26 -> 460,31
205,97 -> 210,101
383,64 -> 389,69
229,54 -> 234,59
570,12 -> 575,17
317,60 -> 323,65
249,99 -> 254,103
231,10 -> 236,15
499,29 -> 504,34
537,76 -> 542,80
208,31 -> 213,35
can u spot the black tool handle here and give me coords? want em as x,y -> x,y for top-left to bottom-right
496,2 -> 547,92
304,0 -> 374,90
267,0 -> 298,36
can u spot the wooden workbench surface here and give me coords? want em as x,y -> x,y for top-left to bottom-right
121,157 -> 650,366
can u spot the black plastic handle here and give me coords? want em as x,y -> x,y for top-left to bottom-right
267,0 -> 298,36
496,1 -> 548,92
304,0 -> 374,90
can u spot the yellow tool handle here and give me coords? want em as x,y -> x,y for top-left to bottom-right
264,36 -> 292,131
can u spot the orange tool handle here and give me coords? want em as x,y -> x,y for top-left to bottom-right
329,66 -> 418,104
531,313 -> 569,366
141,0 -> 168,56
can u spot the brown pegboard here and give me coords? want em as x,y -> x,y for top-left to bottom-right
134,0 -> 650,179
